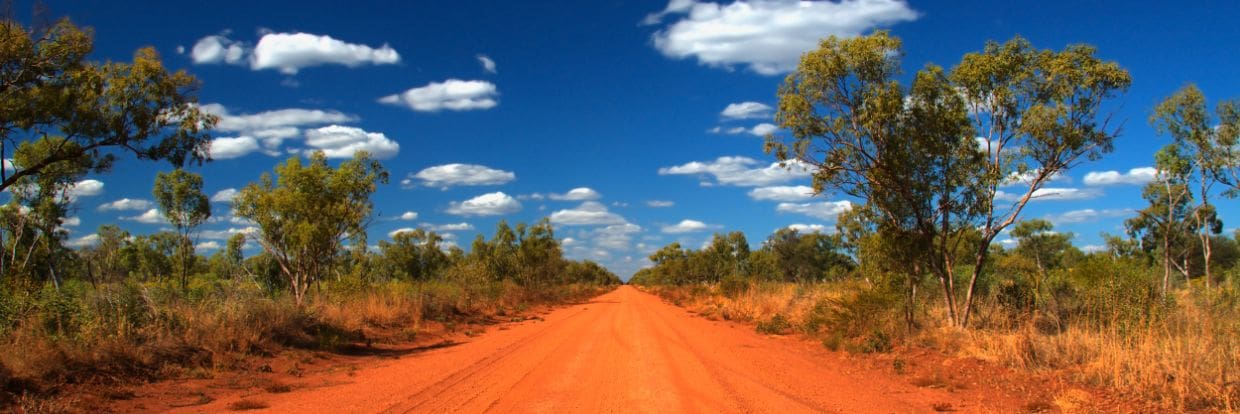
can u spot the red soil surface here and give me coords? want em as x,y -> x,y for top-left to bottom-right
97,286 -> 1146,413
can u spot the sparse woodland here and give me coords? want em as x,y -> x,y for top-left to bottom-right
3,11 -> 1240,414
631,32 -> 1240,411
0,18 -> 619,408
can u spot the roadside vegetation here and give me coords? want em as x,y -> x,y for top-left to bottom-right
0,17 -> 619,409
632,32 -> 1240,411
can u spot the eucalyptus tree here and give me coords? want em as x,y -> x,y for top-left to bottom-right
1127,144 -> 1197,296
1,137 -> 93,288
234,151 -> 387,306
0,18 -> 216,193
768,31 -> 1130,327
1151,85 -> 1233,287
153,169 -> 210,290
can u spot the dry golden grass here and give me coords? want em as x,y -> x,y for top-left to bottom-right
0,279 -> 613,407
648,282 -> 1240,411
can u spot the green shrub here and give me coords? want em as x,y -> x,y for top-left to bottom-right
719,274 -> 750,298
756,313 -> 792,335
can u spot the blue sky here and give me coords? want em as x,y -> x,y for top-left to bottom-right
24,0 -> 1240,279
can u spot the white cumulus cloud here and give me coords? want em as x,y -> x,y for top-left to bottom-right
423,222 -> 474,232
209,136 -> 263,159
379,79 -> 499,112
549,187 -> 602,201
211,188 -> 238,203
202,104 -> 356,133
776,200 -> 852,220
409,163 -> 516,189
785,223 -> 830,233
647,0 -> 918,75
98,198 -> 153,211
659,156 -> 810,186
1045,208 -> 1134,225
303,125 -> 399,159
399,211 -> 418,221
996,188 -> 1102,202
124,209 -> 164,224
69,179 -> 104,198
191,31 -> 399,74
749,185 -> 814,201
251,32 -> 400,74
721,101 -> 773,120
662,219 -> 719,234
1083,167 -> 1157,186
66,234 -> 100,248
191,32 -> 248,65
446,192 -> 522,216
549,201 -> 627,226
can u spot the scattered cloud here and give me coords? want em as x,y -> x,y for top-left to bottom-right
549,187 -> 602,201
662,219 -> 719,234
407,163 -> 515,189
69,179 -> 104,198
398,211 -> 418,221
593,223 -> 643,250
1046,208 -> 1134,224
195,241 -> 221,252
191,32 -> 247,65
252,32 -> 400,74
748,185 -> 814,201
124,209 -> 164,224
203,104 -> 356,133
549,201 -> 627,226
785,223 -> 830,233
209,136 -> 264,159
1002,169 -> 1069,187
211,188 -> 238,203
387,227 -> 417,238
647,0 -> 918,75
60,216 -> 80,227
379,79 -> 499,112
646,200 -> 675,208
477,54 -> 497,74
446,192 -> 522,216
199,226 -> 257,240
199,104 -> 361,159
996,187 -> 1102,202
1080,244 -> 1106,253
1083,167 -> 1157,186
776,200 -> 853,220
708,123 -> 777,136
98,198 -> 152,211
423,222 -> 474,232
66,234 -> 100,248
720,101 -> 772,120
659,156 -> 810,186
191,31 -> 400,74
302,125 -> 399,159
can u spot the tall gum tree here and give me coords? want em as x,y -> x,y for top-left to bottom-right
153,168 -> 210,291
768,31 -> 1130,327
1150,85 -> 1234,288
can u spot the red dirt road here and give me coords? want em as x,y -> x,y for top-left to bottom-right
173,286 -> 1024,413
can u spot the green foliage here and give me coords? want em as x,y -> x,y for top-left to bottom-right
767,30 -> 1130,327
234,151 -> 388,305
153,169 -> 210,291
0,18 -> 216,194
755,313 -> 792,335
